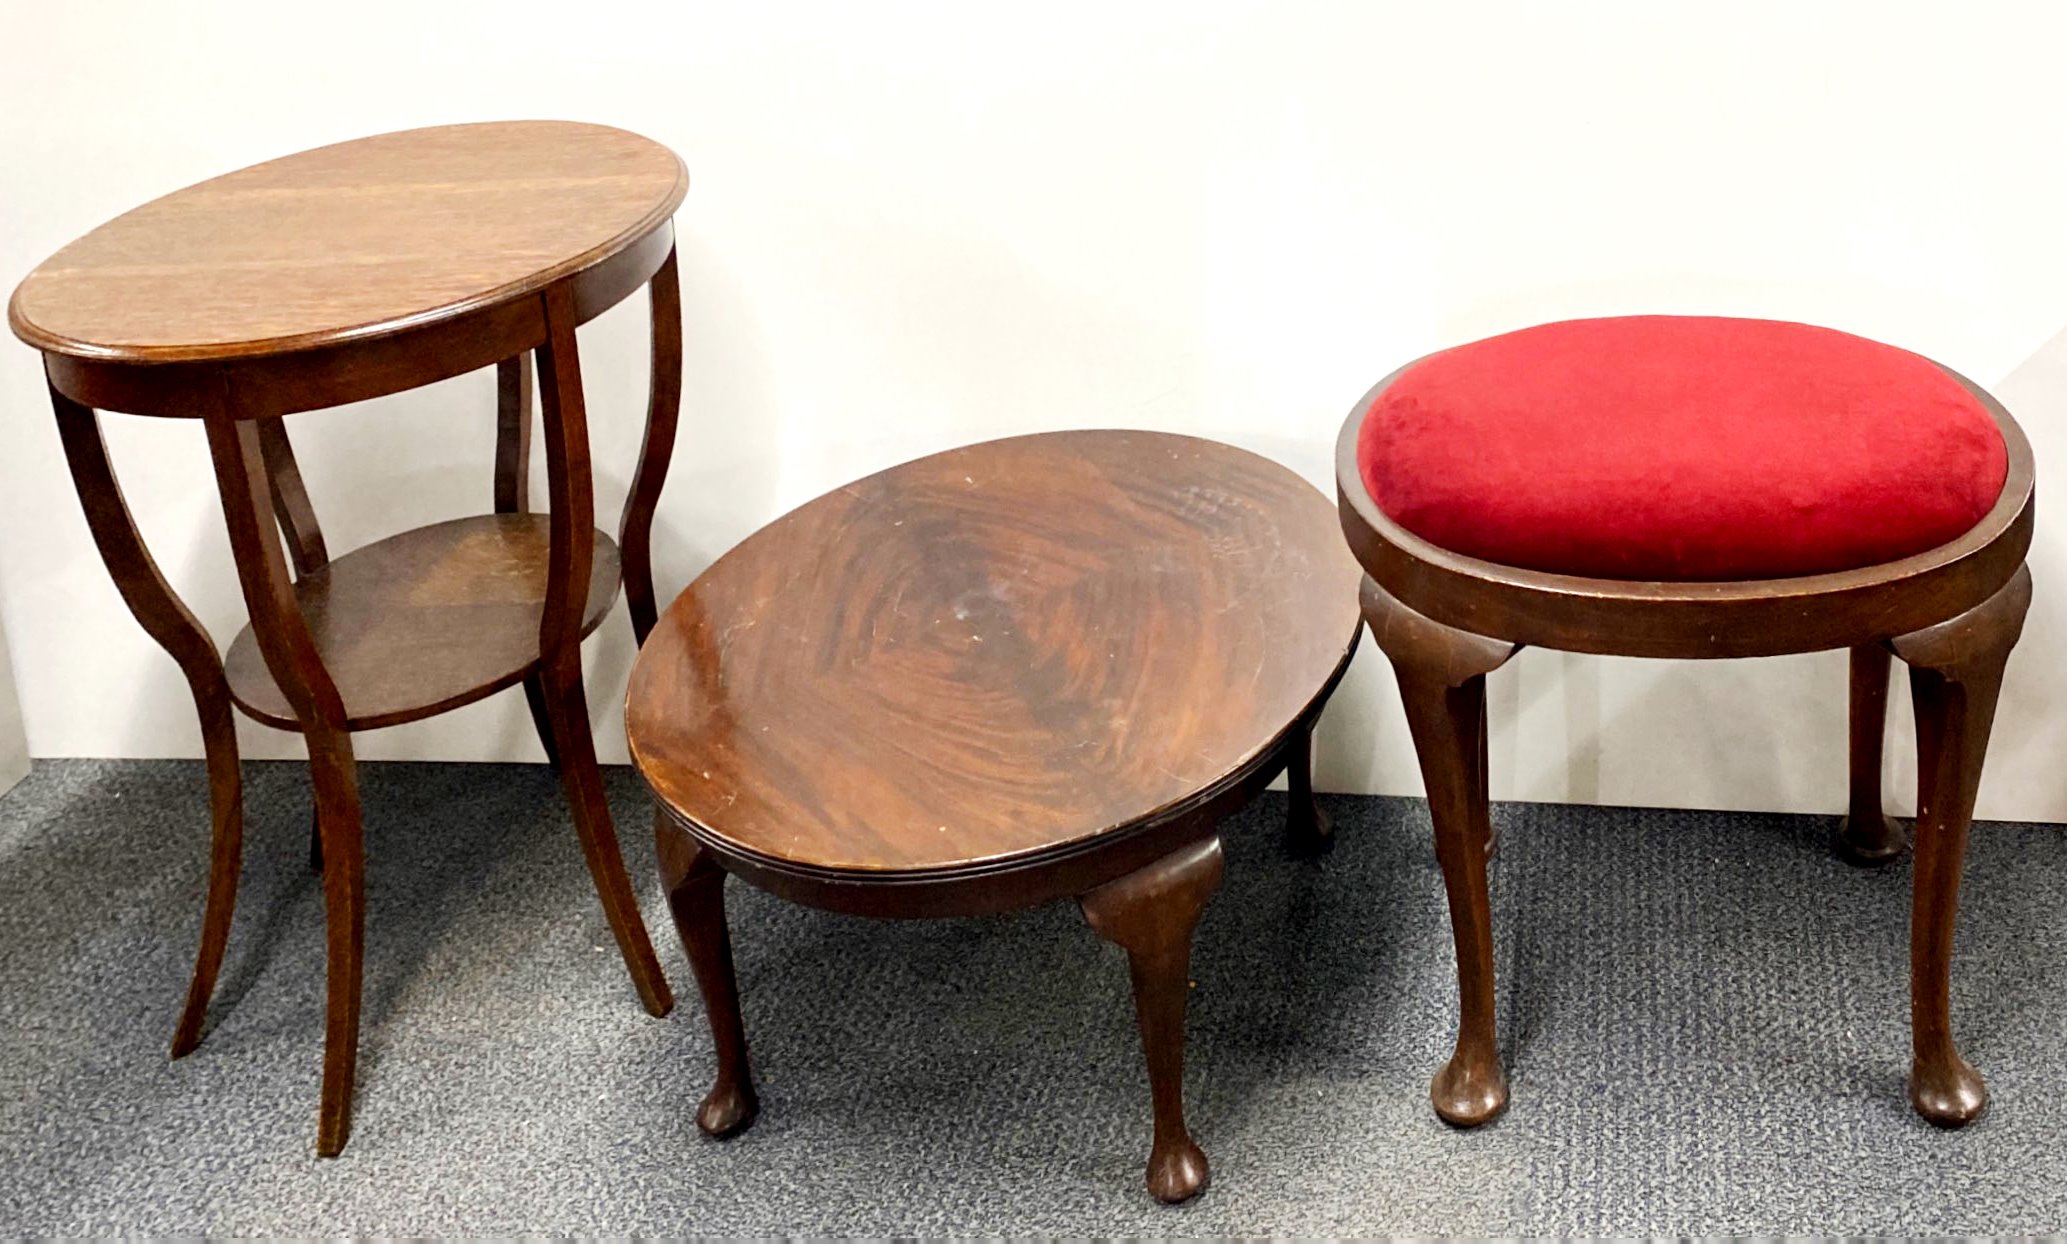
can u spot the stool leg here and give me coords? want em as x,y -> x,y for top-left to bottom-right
656,814 -> 758,1137
1360,577 -> 1519,1128
1837,643 -> 1908,865
1284,720 -> 1333,857
1081,836 -> 1224,1204
1889,565 -> 2029,1128
52,393 -> 247,1059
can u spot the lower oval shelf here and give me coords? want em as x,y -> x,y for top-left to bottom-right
225,514 -> 621,731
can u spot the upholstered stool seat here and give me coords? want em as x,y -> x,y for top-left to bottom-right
1337,315 -> 2034,1135
1358,316 -> 2009,580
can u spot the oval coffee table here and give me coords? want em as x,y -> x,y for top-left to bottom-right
627,430 -> 1362,1202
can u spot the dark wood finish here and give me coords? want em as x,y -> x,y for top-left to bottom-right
1283,721 -> 1332,857
205,415 -> 367,1157
492,353 -> 560,768
1838,644 -> 1908,865
255,419 -> 329,577
655,813 -> 758,1137
50,389 -> 246,1059
534,285 -> 671,1018
1360,576 -> 1517,1126
11,121 -> 686,364
1337,356 -> 2035,1131
220,515 -> 620,730
13,122 -> 691,1156
618,246 -> 684,646
1891,563 -> 2029,1125
631,431 -> 1362,1202
1080,835 -> 1226,1203
629,432 -> 1361,876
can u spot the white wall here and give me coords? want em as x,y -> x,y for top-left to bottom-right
4,1 -> 2067,821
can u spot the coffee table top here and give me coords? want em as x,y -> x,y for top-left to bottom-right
9,120 -> 685,364
626,430 -> 1362,876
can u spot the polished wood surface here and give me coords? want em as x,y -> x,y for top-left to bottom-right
222,515 -> 619,730
10,121 -> 685,364
15,122 -> 689,1156
634,430 -> 1360,1203
629,430 -> 1364,877
1080,835 -> 1226,1203
1338,355 -> 2034,1133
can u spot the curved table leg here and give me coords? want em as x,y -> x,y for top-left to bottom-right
1080,835 -> 1225,1204
204,413 -> 367,1157
52,388 -> 246,1060
1361,576 -> 1519,1128
656,814 -> 758,1136
1838,642 -> 1909,865
536,286 -> 674,1018
491,353 -> 560,769
1283,720 -> 1333,857
1889,564 -> 2030,1128
617,243 -> 683,647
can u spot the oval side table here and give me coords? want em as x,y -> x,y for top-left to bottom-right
8,121 -> 689,1156
626,430 -> 1364,1202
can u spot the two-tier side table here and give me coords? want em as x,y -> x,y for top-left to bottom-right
8,121 -> 690,1155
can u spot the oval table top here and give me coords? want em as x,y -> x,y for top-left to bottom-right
626,430 -> 1364,877
8,120 -> 685,364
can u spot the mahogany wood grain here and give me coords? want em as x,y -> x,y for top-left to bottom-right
1337,353 -> 2035,1132
15,122 -> 691,1157
629,431 -> 1363,877
634,430 -> 1361,1202
220,515 -> 620,731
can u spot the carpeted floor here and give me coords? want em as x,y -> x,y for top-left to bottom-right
2,758 -> 2065,1234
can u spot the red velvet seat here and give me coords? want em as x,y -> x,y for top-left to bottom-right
1356,316 -> 2008,581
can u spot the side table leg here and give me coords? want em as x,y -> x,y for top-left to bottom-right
492,352 -> 561,769
1080,835 -> 1225,1204
53,391 -> 246,1059
617,244 -> 684,647
656,814 -> 758,1136
205,414 -> 367,1157
538,660 -> 675,1017
535,283 -> 673,1019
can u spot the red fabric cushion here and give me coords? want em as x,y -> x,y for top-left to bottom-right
1356,316 -> 2007,581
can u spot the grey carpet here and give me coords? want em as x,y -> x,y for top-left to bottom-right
3,758 -> 2065,1234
